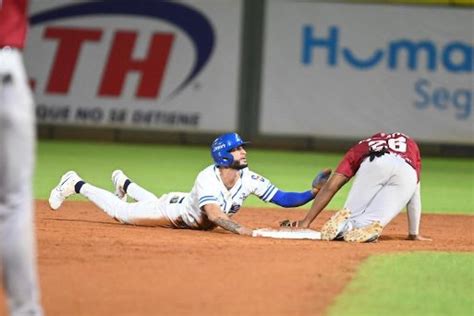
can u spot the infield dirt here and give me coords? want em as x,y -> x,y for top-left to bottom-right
1,201 -> 472,316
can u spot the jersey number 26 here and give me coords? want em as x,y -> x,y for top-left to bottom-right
368,136 -> 407,153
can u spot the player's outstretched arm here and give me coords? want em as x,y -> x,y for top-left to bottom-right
203,204 -> 253,236
279,173 -> 348,228
299,173 -> 348,228
270,169 -> 333,208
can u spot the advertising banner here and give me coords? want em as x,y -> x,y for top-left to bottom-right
260,2 -> 473,144
27,0 -> 241,132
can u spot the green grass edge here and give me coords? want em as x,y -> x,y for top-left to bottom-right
327,252 -> 474,316
36,140 -> 474,214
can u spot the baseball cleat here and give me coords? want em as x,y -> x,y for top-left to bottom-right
320,208 -> 351,240
49,171 -> 82,210
343,221 -> 383,243
111,169 -> 129,201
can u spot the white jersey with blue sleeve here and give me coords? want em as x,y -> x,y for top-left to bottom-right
179,165 -> 278,229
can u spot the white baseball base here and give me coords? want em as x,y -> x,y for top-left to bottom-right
252,228 -> 321,240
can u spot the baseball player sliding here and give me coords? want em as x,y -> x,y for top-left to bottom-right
281,132 -> 431,243
49,133 -> 331,236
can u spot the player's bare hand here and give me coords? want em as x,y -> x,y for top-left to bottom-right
279,219 -> 309,229
238,226 -> 254,236
312,168 -> 332,193
279,219 -> 298,228
407,234 -> 432,241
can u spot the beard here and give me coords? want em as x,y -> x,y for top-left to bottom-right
230,159 -> 248,170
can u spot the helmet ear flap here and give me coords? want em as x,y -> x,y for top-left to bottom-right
215,151 -> 234,167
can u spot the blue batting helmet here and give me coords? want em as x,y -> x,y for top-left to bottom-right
211,132 -> 249,167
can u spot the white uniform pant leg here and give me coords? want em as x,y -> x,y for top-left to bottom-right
126,183 -> 158,202
158,193 -> 194,228
80,183 -> 174,227
344,156 -> 395,218
0,49 -> 43,316
345,155 -> 417,229
353,157 -> 417,228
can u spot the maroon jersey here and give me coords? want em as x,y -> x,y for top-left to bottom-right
0,0 -> 28,49
336,132 -> 421,181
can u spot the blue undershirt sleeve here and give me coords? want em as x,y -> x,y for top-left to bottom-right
270,189 -> 314,208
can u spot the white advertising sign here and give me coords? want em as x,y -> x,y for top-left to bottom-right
261,2 -> 473,144
26,0 -> 241,132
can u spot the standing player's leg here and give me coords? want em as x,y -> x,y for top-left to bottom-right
112,170 -> 158,202
49,171 -> 174,227
0,49 -> 43,315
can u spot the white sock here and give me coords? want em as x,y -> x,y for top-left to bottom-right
80,183 -> 131,222
126,183 -> 158,202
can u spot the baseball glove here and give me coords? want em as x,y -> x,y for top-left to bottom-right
312,168 -> 332,190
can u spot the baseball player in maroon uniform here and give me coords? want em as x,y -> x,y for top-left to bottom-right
282,132 -> 431,243
0,0 -> 43,314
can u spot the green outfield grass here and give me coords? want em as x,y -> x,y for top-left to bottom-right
327,252 -> 474,316
36,140 -> 473,315
36,140 -> 473,214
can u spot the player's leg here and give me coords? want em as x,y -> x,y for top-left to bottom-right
49,171 -> 174,227
80,183 -> 174,227
344,156 -> 394,218
0,49 -> 43,315
320,208 -> 351,240
344,155 -> 417,242
349,156 -> 417,228
0,197 -> 42,316
321,156 -> 392,240
112,170 -> 158,202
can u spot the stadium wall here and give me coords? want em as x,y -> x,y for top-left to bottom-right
28,0 -> 473,156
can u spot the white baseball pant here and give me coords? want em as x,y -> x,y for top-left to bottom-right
0,47 -> 43,316
342,153 -> 418,231
79,182 -> 189,228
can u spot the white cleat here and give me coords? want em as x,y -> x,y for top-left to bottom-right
49,171 -> 82,210
111,170 -> 129,201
